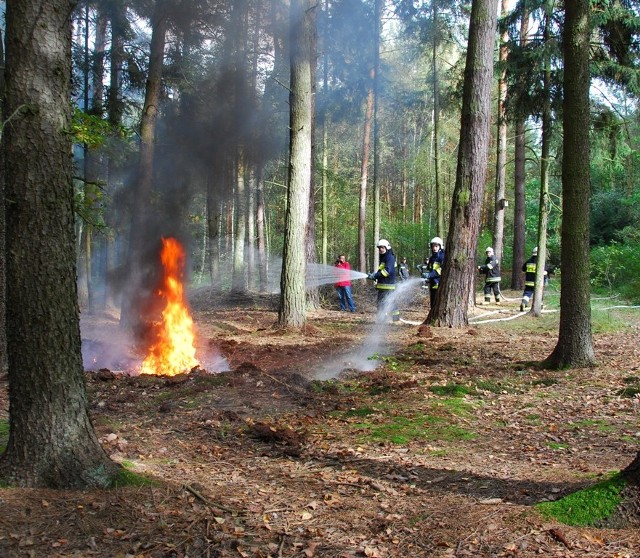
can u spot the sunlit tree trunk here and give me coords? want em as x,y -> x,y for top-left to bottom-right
544,0 -> 595,367
278,0 -> 313,328
531,4 -> 551,317
256,166 -> 268,292
358,72 -> 374,273
232,157 -> 247,294
493,0 -> 509,261
305,3 -> 319,310
511,2 -> 529,290
1,0 -> 118,488
426,0 -> 499,327
433,0 -> 445,239
372,0 -> 382,270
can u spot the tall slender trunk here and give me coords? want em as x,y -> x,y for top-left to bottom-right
531,4 -> 551,317
493,0 -> 509,261
511,2 -> 529,290
433,0 -> 445,239
121,2 -> 168,329
358,77 -> 374,273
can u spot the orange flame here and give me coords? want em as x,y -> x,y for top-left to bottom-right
140,237 -> 200,376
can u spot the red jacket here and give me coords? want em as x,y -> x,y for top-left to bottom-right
335,261 -> 351,287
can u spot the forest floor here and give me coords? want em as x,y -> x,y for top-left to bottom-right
1,283 -> 640,557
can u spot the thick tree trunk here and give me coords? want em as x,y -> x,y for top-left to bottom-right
427,0 -> 499,327
544,0 -> 595,367
1,0 -> 118,488
278,0 -> 314,328
0,27 -> 6,374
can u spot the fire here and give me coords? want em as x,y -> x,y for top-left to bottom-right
140,237 -> 200,376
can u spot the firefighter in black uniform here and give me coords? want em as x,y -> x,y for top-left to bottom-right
368,239 -> 400,322
520,247 -> 548,311
478,246 -> 501,303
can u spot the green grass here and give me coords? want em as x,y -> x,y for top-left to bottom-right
547,442 -> 569,450
110,466 -> 160,488
537,473 -> 625,526
429,383 -> 472,397
0,419 -> 8,453
356,413 -> 476,445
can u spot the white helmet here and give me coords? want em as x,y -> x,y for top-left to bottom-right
430,237 -> 443,247
377,239 -> 391,249
486,246 -> 494,253
533,246 -> 538,255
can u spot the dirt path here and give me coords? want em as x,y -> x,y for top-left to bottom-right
1,288 -> 640,557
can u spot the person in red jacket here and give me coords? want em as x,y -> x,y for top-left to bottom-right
334,254 -> 356,312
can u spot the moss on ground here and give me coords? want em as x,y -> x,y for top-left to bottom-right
537,473 -> 625,526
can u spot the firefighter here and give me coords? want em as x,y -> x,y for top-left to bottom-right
368,239 -> 399,322
426,237 -> 445,307
478,246 -> 501,303
520,246 -> 548,311
416,257 -> 430,290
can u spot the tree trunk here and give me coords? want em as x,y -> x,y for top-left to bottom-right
306,2 -> 319,310
358,72 -> 374,273
232,157 -> 247,294
121,1 -> 168,329
278,0 -> 314,328
372,0 -> 382,271
493,0 -> 509,261
544,0 -> 595,367
426,0 -> 499,327
0,27 -> 6,374
510,3 -> 529,291
531,4 -> 551,317
1,0 -> 118,488
433,0 -> 445,239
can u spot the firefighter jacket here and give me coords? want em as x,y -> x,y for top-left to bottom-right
522,255 -> 548,287
372,250 -> 396,290
427,249 -> 445,290
479,254 -> 501,283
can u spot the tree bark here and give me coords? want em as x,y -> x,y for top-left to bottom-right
531,3 -> 551,317
358,73 -> 374,273
427,0 -> 499,327
1,0 -> 118,488
278,0 -> 314,328
0,27 -> 6,374
493,0 -> 509,261
121,0 -> 168,329
510,3 -> 529,291
544,0 -> 595,367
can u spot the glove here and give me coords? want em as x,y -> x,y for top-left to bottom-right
368,273 -> 376,280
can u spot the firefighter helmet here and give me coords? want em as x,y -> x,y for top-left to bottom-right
533,246 -> 538,256
377,239 -> 391,249
430,236 -> 443,247
486,246 -> 494,253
